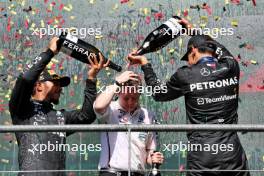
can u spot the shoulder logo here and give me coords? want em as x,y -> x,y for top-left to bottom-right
200,68 -> 211,76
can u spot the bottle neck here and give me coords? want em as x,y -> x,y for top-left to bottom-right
136,47 -> 144,55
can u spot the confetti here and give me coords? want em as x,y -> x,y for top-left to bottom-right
231,19 -> 238,27
145,16 -> 151,24
120,0 -> 129,4
201,3 -> 212,15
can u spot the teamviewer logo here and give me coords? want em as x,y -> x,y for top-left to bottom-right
197,98 -> 205,105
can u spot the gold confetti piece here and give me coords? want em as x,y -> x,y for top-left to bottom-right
112,3 -> 119,10
84,152 -> 88,160
165,74 -> 170,80
10,10 -> 17,15
8,4 -> 15,10
225,0 -> 229,5
177,10 -> 181,16
200,23 -> 207,28
121,24 -> 127,29
76,104 -> 81,109
41,20 -> 45,28
107,72 -> 111,76
46,62 -> 53,69
54,19 -> 59,24
51,58 -> 59,63
21,0 -> 25,6
63,4 -> 73,12
1,159 -> 9,164
69,27 -> 77,33
96,80 -> 101,87
178,38 -> 183,48
128,0 -> 134,6
143,8 -> 150,16
110,50 -> 116,56
231,19 -> 238,27
200,16 -> 208,22
47,6 -> 53,12
70,16 -> 76,20
89,0 -> 95,4
0,53 -> 4,60
250,60 -> 258,64
73,75 -> 78,83
181,149 -> 186,158
31,10 -> 36,15
132,22 -> 137,30
31,23 -> 36,28
169,48 -> 175,54
95,35 -> 103,39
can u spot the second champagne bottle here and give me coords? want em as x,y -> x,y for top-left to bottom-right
136,16 -> 187,55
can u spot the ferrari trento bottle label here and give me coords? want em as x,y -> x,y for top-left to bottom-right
61,40 -> 92,58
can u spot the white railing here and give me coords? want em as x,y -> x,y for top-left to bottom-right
0,124 -> 263,176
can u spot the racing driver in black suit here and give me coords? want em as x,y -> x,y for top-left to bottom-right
127,34 -> 250,176
9,37 -> 108,176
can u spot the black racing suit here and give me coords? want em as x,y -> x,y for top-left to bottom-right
9,49 -> 97,176
141,41 -> 250,176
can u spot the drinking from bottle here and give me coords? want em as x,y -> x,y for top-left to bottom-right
57,32 -> 122,72
136,16 -> 186,55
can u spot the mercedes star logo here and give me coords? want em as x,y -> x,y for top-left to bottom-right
200,68 -> 211,76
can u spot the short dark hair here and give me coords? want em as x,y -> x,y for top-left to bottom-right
197,46 -> 215,55
123,79 -> 142,87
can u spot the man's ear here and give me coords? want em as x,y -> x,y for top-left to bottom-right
191,47 -> 198,55
190,47 -> 197,59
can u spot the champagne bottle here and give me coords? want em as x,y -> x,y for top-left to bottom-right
57,32 -> 122,72
149,163 -> 161,176
136,16 -> 186,55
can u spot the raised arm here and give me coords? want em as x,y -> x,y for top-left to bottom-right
127,52 -> 186,101
93,71 -> 139,115
9,38 -> 58,117
65,53 -> 109,124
